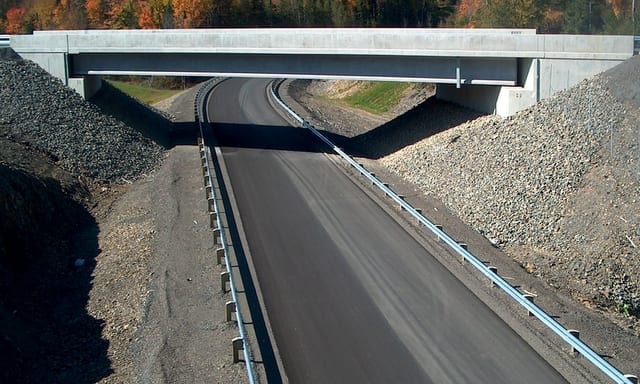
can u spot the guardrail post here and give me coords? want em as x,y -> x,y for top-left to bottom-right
523,294 -> 535,316
213,227 -> 221,245
435,225 -> 444,241
226,300 -> 237,321
488,266 -> 498,287
568,329 -> 580,356
457,243 -> 468,262
203,173 -> 211,188
382,183 -> 390,197
221,271 -> 230,292
208,197 -> 215,213
206,185 -> 213,199
625,374 -> 638,383
398,195 -> 406,210
216,247 -> 225,265
209,212 -> 218,228
232,337 -> 244,363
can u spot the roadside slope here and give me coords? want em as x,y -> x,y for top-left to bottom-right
380,57 -> 640,325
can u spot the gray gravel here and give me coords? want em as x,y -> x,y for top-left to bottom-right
0,58 -> 162,182
383,80 -> 620,246
380,58 -> 640,318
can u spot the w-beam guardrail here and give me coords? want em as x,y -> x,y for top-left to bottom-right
195,79 -> 257,384
269,80 -> 637,384
634,36 -> 640,55
0,35 -> 10,48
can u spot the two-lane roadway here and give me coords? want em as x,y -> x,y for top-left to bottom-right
207,78 -> 567,383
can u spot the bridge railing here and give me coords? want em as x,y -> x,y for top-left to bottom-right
0,35 -> 10,48
269,79 -> 637,384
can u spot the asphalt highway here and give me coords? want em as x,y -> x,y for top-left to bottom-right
207,78 -> 568,383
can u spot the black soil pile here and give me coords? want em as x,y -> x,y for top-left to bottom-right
0,50 -> 165,382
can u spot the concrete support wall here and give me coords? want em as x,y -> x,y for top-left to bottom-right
18,52 -> 68,82
68,75 -> 102,99
17,51 -> 101,98
436,55 -> 623,116
537,58 -> 622,99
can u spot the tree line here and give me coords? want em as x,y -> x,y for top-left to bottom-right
1,0 -> 638,34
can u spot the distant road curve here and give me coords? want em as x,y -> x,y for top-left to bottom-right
207,77 -> 567,383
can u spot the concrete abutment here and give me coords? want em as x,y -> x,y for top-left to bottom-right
436,55 -> 625,116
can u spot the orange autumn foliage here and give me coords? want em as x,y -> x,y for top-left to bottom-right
85,0 -> 105,27
5,6 -> 27,33
172,0 -> 211,28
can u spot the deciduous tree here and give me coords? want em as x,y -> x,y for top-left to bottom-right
5,6 -> 26,32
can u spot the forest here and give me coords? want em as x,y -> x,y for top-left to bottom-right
0,0 -> 638,35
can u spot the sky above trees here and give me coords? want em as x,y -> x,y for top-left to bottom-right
1,0 -> 638,34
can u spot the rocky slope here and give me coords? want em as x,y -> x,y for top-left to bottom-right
0,50 -> 164,383
378,58 -> 640,320
285,57 -> 640,326
0,59 -> 162,182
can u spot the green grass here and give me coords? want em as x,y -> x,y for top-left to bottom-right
106,80 -> 183,104
343,82 -> 410,114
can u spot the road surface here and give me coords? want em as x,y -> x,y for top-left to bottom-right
207,77 -> 567,383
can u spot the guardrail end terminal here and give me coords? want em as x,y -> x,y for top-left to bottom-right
226,300 -> 237,321
625,374 -> 638,384
221,271 -> 230,293
232,336 -> 244,363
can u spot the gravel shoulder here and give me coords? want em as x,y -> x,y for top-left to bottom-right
1,50 -> 246,383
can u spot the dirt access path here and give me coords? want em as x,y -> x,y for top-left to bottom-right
90,88 -> 247,383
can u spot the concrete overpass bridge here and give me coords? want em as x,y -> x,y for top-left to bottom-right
8,28 -> 636,116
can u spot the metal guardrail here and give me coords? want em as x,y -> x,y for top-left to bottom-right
0,35 -> 10,48
269,80 -> 636,384
195,78 -> 257,384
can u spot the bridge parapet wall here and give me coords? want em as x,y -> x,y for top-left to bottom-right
9,29 -> 635,115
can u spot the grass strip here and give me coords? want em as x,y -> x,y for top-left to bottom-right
106,80 -> 183,105
343,82 -> 410,114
